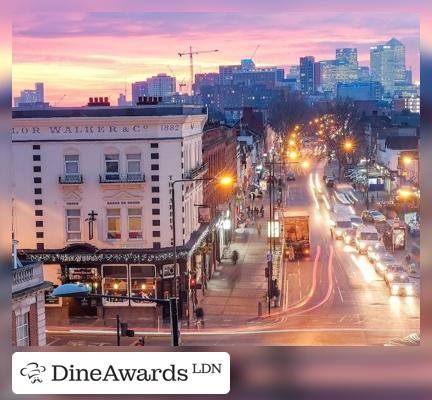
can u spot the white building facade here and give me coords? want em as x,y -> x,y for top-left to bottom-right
12,104 -> 208,323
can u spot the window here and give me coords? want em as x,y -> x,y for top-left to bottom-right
34,199 -> 42,206
130,265 -> 156,300
151,175 -> 159,182
16,313 -> 29,346
66,209 -> 81,240
152,209 -> 160,215
36,232 -> 44,238
105,154 -> 120,181
64,154 -> 79,176
151,187 -> 160,193
152,198 -> 160,204
127,153 -> 141,180
153,242 -> 161,250
35,221 -> 43,227
152,220 -> 160,226
107,208 -> 121,239
35,210 -> 43,216
34,188 -> 42,195
152,231 -> 160,237
33,145 -> 40,150
36,243 -> 44,250
33,155 -> 41,162
102,265 -> 128,304
151,153 -> 159,159
151,164 -> 159,171
150,143 -> 158,148
34,177 -> 42,184
128,209 -> 142,239
33,166 -> 41,173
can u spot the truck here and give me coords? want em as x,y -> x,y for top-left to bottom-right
282,210 -> 310,260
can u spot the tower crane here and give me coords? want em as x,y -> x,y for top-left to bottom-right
251,44 -> 260,60
178,46 -> 219,94
54,94 -> 66,106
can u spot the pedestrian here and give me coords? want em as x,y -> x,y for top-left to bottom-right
195,306 -> 205,328
260,204 -> 264,218
257,223 -> 262,237
254,207 -> 259,218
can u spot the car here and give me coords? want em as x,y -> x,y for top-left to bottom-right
384,264 -> 407,284
388,275 -> 415,296
349,216 -> 363,227
330,217 -> 352,240
286,172 -> 296,181
342,228 -> 356,245
325,177 -> 335,187
355,224 -> 380,254
361,210 -> 386,224
367,243 -> 388,264
375,254 -> 397,275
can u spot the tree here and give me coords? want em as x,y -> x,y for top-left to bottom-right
321,100 -> 364,178
268,91 -> 311,136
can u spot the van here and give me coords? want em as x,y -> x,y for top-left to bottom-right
355,224 -> 380,254
329,216 -> 353,240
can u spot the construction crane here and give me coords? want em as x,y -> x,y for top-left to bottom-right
54,94 -> 66,106
178,46 -> 219,94
251,44 -> 260,60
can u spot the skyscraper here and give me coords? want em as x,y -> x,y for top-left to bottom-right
336,48 -> 358,81
370,38 -> 405,95
370,44 -> 395,95
386,38 -> 406,82
300,56 -> 315,95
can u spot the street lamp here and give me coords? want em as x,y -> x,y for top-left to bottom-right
343,139 -> 353,151
301,160 -> 310,169
52,283 -> 180,346
403,156 -> 412,165
288,151 -> 298,160
170,174 -> 233,321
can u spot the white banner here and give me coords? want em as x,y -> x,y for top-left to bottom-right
13,352 -> 230,394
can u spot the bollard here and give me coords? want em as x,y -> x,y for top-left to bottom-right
257,301 -> 262,317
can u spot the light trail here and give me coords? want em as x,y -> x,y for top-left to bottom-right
349,253 -> 376,284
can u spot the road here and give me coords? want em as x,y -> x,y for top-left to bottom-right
47,161 -> 419,346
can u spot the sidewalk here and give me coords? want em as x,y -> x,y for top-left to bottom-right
192,186 -> 281,328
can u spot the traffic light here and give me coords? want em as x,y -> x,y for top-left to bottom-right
120,322 -> 135,337
189,277 -> 197,289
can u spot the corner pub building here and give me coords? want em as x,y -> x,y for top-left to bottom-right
12,100 -> 215,326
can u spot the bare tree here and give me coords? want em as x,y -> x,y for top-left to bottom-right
322,100 -> 364,178
268,91 -> 311,136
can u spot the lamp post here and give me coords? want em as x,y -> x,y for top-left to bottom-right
169,174 -> 233,322
53,283 -> 180,346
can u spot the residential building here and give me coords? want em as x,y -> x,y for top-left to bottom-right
193,73 -> 219,94
300,56 -> 315,95
131,81 -> 148,105
393,96 -> 420,114
12,244 -> 52,346
202,124 -> 237,266
12,104 -> 209,323
146,73 -> 176,98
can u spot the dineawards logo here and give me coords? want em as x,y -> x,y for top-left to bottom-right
20,362 -> 47,384
12,352 -> 230,394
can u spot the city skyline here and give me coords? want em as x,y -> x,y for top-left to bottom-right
13,12 -> 419,106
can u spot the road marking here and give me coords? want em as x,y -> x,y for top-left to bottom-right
46,338 -> 61,346
334,273 -> 344,303
47,327 -> 416,337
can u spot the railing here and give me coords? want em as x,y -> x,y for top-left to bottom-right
185,163 -> 207,179
99,173 -> 145,183
12,262 -> 44,294
59,175 -> 83,184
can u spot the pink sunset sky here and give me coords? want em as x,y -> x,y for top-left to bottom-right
12,12 -> 419,106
